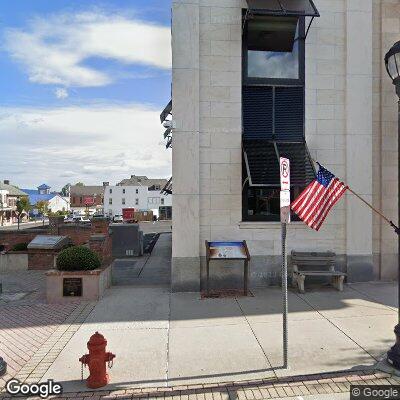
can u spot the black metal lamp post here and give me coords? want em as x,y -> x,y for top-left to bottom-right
385,40 -> 400,369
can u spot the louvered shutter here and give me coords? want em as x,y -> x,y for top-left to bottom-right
244,141 -> 279,186
275,142 -> 315,185
243,86 -> 273,140
274,86 -> 304,141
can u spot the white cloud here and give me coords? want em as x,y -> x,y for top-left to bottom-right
55,88 -> 69,99
0,104 -> 171,189
3,11 -> 171,88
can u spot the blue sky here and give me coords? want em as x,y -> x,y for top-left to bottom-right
0,0 -> 172,190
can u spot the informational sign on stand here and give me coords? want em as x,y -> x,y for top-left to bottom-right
280,157 -> 290,368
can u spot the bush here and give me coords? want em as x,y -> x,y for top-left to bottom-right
12,242 -> 28,251
56,246 -> 101,271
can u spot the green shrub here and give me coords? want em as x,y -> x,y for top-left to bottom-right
12,242 -> 28,251
56,246 -> 101,271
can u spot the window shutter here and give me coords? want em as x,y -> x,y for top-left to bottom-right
275,142 -> 315,185
243,86 -> 273,139
274,86 -> 304,141
244,140 -> 280,186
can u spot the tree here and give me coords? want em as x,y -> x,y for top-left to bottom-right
36,200 -> 49,226
15,197 -> 30,230
61,183 -> 71,197
75,182 -> 84,187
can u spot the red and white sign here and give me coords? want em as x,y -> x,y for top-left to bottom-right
84,196 -> 95,206
280,157 -> 290,191
280,157 -> 291,223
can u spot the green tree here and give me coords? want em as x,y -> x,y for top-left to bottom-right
61,183 -> 71,197
36,200 -> 49,226
16,197 -> 31,230
75,182 -> 84,187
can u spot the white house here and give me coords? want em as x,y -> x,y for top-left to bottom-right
22,184 -> 70,214
104,185 -> 172,218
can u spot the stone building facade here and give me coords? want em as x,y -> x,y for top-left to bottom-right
170,0 -> 399,291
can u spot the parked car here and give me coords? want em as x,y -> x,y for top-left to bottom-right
64,216 -> 74,223
73,216 -> 91,224
113,215 -> 123,223
91,213 -> 106,220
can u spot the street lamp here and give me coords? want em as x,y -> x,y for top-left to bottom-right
385,40 -> 400,369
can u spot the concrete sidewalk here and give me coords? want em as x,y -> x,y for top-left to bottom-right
41,273 -> 397,392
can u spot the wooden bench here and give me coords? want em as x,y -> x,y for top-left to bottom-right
290,251 -> 346,293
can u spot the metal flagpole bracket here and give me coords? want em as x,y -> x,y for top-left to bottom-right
280,157 -> 290,368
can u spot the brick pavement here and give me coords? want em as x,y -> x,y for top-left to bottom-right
0,271 -> 96,390
0,370 -> 398,399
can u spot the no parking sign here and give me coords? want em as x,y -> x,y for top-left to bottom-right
280,157 -> 291,223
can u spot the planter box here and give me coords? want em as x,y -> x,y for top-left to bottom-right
0,252 -> 28,272
46,265 -> 112,304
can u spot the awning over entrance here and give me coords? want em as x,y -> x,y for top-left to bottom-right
243,140 -> 315,187
245,0 -> 320,39
246,0 -> 319,17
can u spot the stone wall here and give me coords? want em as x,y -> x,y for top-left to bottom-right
172,0 -> 377,291
372,0 -> 399,280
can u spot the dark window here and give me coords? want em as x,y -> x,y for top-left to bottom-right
123,189 -> 126,194
122,198 -> 125,205
242,13 -> 314,222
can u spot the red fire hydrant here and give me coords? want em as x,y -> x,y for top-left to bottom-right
79,332 -> 116,389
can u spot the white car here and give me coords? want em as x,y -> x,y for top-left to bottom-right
113,215 -> 123,223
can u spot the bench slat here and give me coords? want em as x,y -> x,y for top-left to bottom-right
294,271 -> 346,276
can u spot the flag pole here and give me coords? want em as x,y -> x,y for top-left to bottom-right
312,160 -> 400,234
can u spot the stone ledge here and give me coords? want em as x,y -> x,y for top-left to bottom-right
45,267 -> 109,276
238,221 -> 306,229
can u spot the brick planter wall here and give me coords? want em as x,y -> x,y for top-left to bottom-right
28,249 -> 59,270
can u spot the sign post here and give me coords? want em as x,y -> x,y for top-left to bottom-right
280,157 -> 290,368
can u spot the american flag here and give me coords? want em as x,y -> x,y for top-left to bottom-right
291,165 -> 348,231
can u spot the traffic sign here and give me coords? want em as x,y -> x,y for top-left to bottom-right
280,157 -> 290,191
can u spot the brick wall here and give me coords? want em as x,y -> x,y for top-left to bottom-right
58,225 -> 92,246
0,229 -> 48,251
28,249 -> 58,270
91,219 -> 110,235
89,234 -> 113,267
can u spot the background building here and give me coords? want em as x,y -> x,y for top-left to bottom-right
168,0 -> 398,291
70,184 -> 105,214
22,183 -> 70,214
104,183 -> 172,218
0,180 -> 29,225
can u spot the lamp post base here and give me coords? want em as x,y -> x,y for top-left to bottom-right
387,324 -> 400,369
0,357 -> 6,377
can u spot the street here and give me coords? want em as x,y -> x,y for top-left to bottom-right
0,220 -> 48,231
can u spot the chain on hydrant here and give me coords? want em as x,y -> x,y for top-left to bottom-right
79,332 -> 116,389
